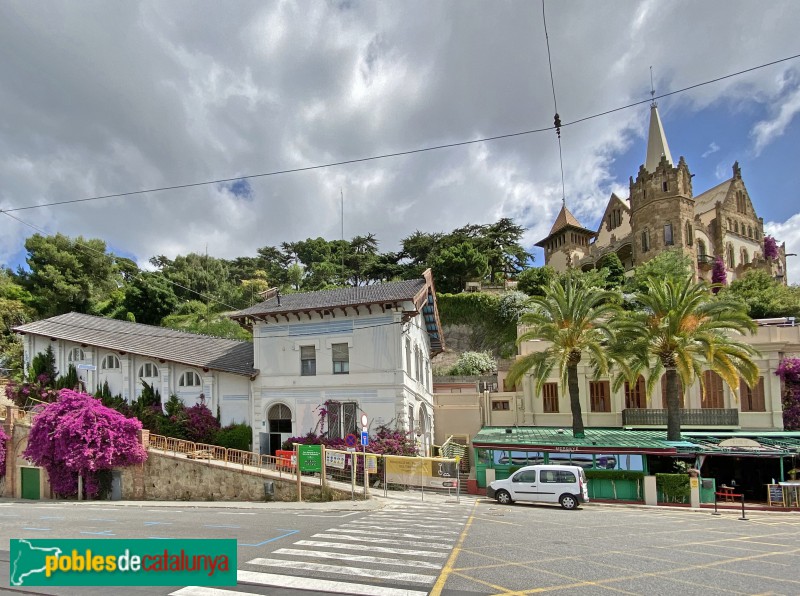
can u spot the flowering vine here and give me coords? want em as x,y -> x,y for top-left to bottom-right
711,256 -> 727,293
764,236 -> 779,261
0,426 -> 8,477
23,389 -> 147,498
776,357 -> 800,430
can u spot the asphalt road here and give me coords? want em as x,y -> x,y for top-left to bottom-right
3,497 -> 800,596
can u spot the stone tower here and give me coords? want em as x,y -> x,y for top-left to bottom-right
629,103 -> 697,268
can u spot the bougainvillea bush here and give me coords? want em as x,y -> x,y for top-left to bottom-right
711,257 -> 727,293
0,426 -> 8,478
777,357 -> 800,430
23,389 -> 147,498
764,235 -> 779,261
4,374 -> 60,409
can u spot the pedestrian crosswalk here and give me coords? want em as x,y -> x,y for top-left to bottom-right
170,501 -> 471,596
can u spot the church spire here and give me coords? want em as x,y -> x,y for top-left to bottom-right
645,70 -> 673,172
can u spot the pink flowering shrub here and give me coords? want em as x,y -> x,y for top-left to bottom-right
711,257 -> 727,293
4,374 -> 60,409
764,236 -> 779,261
23,389 -> 147,498
0,426 -> 8,477
184,403 -> 220,444
777,358 -> 800,430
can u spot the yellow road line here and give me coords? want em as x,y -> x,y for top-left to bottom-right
429,499 -> 479,596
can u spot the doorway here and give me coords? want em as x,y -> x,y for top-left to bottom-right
267,403 -> 292,456
21,467 -> 41,500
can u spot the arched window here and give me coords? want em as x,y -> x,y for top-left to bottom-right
741,248 -> 750,265
138,362 -> 159,380
101,354 -> 120,370
624,376 -> 646,409
697,240 -> 707,259
179,371 -> 202,387
727,244 -> 735,268
684,221 -> 693,246
754,228 -> 760,240
67,348 -> 85,363
702,371 -> 725,408
747,226 -> 753,238
734,221 -> 739,234
641,229 -> 650,253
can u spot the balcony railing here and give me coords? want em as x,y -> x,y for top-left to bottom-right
622,408 -> 739,427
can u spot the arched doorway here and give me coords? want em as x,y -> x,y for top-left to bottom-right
263,403 -> 293,456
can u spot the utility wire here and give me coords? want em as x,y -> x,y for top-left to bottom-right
0,52 -> 797,215
542,0 -> 566,206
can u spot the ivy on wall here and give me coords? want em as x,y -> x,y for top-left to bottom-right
436,292 -> 519,358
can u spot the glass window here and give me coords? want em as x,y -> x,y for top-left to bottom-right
540,469 -> 576,483
625,376 -> 646,409
697,240 -> 707,259
101,354 -> 120,370
332,343 -> 349,374
664,223 -> 674,246
179,371 -> 202,387
492,400 -> 510,411
542,382 -> 559,413
301,345 -> 316,376
496,451 -> 544,466
68,348 -> 85,363
326,401 -> 357,439
138,362 -> 159,379
595,453 -> 644,471
590,380 -> 610,412
405,338 -> 412,375
513,470 -> 537,483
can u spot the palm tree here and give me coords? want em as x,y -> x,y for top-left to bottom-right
507,277 -> 620,438
615,275 -> 759,441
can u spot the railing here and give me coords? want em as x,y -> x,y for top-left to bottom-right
697,255 -> 716,267
622,408 -> 739,427
148,433 -> 292,476
440,435 -> 470,472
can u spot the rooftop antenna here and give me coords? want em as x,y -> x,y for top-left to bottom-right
340,188 -> 345,282
650,66 -> 656,107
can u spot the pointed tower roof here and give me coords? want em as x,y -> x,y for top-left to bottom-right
535,204 -> 596,247
645,103 -> 673,172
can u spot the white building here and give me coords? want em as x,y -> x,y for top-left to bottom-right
230,269 -> 444,456
14,312 -> 255,426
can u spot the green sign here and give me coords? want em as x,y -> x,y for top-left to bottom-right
9,539 -> 236,587
298,444 -> 322,472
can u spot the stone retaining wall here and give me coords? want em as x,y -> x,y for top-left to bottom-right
120,451 -> 352,502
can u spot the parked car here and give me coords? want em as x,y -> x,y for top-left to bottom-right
486,464 -> 589,509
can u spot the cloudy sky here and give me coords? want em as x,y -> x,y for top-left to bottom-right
1,1 -> 799,281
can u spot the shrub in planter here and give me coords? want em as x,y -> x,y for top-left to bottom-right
215,423 -> 252,452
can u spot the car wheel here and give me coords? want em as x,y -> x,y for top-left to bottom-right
496,490 -> 512,505
559,494 -> 578,510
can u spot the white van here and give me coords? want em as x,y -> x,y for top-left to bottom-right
486,464 -> 589,509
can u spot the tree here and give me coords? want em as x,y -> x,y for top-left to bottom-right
507,278 -> 620,437
0,270 -> 33,379
517,266 -> 556,297
448,351 -> 497,375
122,272 -> 179,325
18,233 -> 119,316
627,249 -> 694,294
23,389 -> 147,497
615,275 -> 758,441
720,270 -> 800,319
597,253 -> 626,289
430,242 -> 489,294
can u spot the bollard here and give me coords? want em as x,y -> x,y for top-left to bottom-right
712,491 -> 720,516
739,493 -> 748,521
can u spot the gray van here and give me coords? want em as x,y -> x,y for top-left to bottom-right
486,464 -> 589,509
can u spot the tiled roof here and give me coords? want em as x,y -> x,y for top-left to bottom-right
536,205 -> 596,246
14,313 -> 256,377
233,278 -> 428,318
693,178 -> 732,214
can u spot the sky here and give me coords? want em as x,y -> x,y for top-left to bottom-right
1,1 -> 799,282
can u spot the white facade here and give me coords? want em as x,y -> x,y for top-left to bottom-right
251,307 -> 435,456
21,334 -> 252,426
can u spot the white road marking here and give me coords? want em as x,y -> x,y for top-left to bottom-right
271,548 -> 441,569
343,522 -> 459,533
237,570 -> 429,596
216,512 -> 257,515
169,589 -> 244,596
297,539 -> 448,558
330,527 -> 455,541
295,511 -> 360,517
315,532 -> 453,549
245,557 -> 436,583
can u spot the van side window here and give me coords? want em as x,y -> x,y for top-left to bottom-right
541,470 -> 577,483
513,471 -> 537,483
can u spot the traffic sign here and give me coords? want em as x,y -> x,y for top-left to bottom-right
360,431 -> 369,446
360,413 -> 368,428
345,434 -> 357,448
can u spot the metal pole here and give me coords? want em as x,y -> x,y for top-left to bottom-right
295,443 -> 301,503
351,453 -> 355,501
321,445 -> 327,493
712,490 -> 720,516
739,493 -> 748,521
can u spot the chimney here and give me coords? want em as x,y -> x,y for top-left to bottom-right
276,290 -> 281,306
